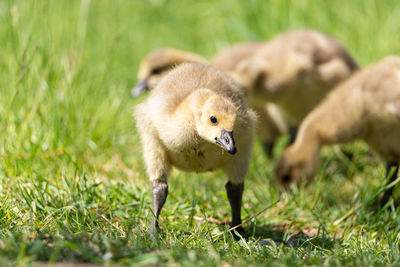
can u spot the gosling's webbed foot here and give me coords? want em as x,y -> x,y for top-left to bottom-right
229,225 -> 245,240
147,226 -> 160,241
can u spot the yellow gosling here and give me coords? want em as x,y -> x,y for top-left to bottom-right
134,63 -> 257,235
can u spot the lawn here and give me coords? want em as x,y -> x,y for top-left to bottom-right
1,0 -> 400,266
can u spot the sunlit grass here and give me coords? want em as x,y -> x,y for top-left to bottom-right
1,0 -> 400,265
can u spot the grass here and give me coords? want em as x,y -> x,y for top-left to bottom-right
1,0 -> 400,265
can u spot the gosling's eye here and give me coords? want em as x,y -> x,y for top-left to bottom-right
210,115 -> 218,125
151,68 -> 163,75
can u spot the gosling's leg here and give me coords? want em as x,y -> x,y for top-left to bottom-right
262,141 -> 275,158
252,105 -> 281,158
288,127 -> 298,145
150,179 -> 168,234
379,163 -> 399,207
225,181 -> 244,236
136,122 -> 170,236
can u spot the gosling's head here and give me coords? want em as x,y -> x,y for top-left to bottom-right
275,145 -> 318,188
196,95 -> 238,154
132,48 -> 208,97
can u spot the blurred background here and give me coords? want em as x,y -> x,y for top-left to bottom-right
1,0 -> 400,264
2,0 -> 400,177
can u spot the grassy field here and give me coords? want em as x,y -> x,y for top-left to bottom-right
1,0 -> 400,265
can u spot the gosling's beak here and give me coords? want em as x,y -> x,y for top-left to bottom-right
215,128 -> 237,155
131,80 -> 149,97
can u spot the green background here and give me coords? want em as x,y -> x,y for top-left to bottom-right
1,0 -> 400,265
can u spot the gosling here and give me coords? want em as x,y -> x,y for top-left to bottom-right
275,56 -> 400,206
131,47 -> 208,96
134,63 -> 257,235
232,29 -> 359,131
